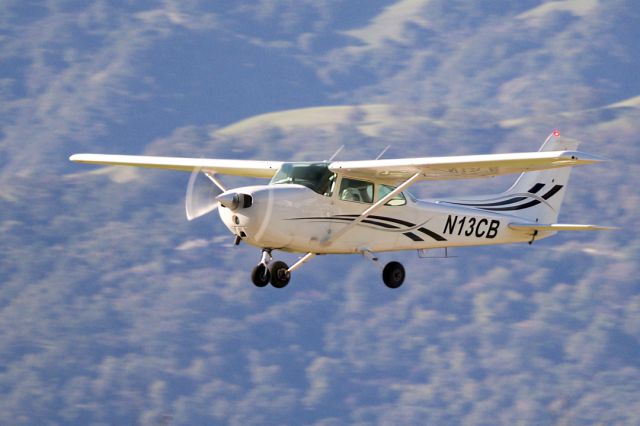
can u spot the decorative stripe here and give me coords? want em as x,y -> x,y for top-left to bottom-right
481,185 -> 563,212
483,199 -> 541,211
448,183 -> 563,212
368,215 -> 415,227
361,219 -> 399,229
541,184 -> 563,200
448,183 -> 547,207
528,183 -> 545,194
403,232 -> 424,242
286,214 -> 447,242
454,196 -> 527,207
418,227 -> 447,241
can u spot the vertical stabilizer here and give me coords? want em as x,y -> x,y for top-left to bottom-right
446,132 -> 580,224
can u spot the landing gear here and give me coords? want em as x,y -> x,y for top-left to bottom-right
269,261 -> 291,288
363,250 -> 406,289
382,261 -> 405,289
251,249 -> 405,289
251,264 -> 270,287
251,249 -> 291,288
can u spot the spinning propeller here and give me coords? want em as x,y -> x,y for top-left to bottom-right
185,168 -> 226,220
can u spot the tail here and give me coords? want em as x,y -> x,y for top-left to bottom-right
447,132 -> 580,223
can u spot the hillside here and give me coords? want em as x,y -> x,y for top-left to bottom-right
1,1 -> 639,424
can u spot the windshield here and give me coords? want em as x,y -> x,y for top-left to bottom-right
270,162 -> 336,196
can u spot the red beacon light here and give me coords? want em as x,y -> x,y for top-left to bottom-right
552,130 -> 561,137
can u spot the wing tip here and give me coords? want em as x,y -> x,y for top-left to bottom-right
575,152 -> 610,163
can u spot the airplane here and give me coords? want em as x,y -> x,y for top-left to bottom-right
69,131 -> 613,289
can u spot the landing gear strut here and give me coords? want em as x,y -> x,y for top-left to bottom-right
251,249 -> 272,287
251,249 -> 291,289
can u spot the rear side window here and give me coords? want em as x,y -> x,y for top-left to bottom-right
379,184 -> 406,206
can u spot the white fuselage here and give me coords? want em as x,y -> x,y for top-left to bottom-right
218,183 -> 551,254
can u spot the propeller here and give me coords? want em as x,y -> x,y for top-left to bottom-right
185,168 -> 226,221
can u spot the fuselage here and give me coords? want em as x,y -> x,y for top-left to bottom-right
218,182 -> 551,254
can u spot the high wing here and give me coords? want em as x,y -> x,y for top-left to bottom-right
329,150 -> 606,183
69,154 -> 282,178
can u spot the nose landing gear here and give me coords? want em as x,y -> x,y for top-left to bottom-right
251,249 -> 291,288
250,263 -> 270,287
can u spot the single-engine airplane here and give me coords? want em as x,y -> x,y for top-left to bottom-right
70,131 -> 612,289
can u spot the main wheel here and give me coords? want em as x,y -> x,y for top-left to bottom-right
269,261 -> 291,288
251,264 -> 270,287
382,261 -> 405,288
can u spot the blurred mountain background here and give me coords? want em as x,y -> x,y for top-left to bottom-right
1,0 -> 639,424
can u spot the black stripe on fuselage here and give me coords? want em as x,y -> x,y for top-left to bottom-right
287,214 -> 447,242
447,183 -> 546,207
337,214 -> 447,241
418,227 -> 447,241
404,232 -> 424,242
288,216 -> 399,229
335,214 -> 415,227
480,185 -> 563,211
362,219 -> 399,229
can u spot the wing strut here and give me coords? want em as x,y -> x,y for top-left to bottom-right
287,252 -> 316,273
324,172 -> 422,246
286,173 -> 421,273
204,172 -> 226,192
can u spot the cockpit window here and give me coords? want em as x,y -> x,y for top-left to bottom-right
270,162 -> 336,196
339,177 -> 374,203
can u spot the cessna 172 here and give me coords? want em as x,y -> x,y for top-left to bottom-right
70,131 -> 612,289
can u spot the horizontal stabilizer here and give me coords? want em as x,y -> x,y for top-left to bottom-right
509,223 -> 617,232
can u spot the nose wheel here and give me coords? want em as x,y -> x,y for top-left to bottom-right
251,264 -> 270,287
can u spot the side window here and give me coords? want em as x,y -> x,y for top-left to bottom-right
379,184 -> 406,206
339,178 -> 374,203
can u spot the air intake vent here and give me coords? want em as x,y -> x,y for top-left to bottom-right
240,194 -> 253,208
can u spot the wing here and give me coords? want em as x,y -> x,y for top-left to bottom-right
329,150 -> 606,182
69,154 -> 282,179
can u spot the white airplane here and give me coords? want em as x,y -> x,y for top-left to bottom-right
70,131 -> 612,289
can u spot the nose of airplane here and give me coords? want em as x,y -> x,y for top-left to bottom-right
216,192 -> 253,211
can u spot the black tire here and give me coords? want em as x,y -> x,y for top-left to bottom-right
269,261 -> 291,288
251,264 -> 270,287
382,261 -> 405,288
